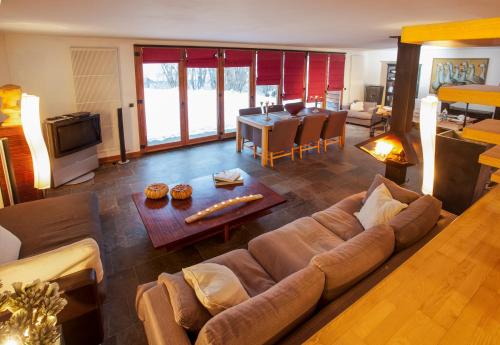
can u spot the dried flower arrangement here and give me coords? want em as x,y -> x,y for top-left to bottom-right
0,280 -> 67,345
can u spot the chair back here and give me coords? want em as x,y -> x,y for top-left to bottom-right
295,115 -> 327,145
268,104 -> 285,113
239,107 -> 262,116
284,102 -> 305,115
268,118 -> 301,152
322,111 -> 348,139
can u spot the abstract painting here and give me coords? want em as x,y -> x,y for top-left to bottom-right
429,58 -> 489,94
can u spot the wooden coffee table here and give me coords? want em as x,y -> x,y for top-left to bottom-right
132,169 -> 286,250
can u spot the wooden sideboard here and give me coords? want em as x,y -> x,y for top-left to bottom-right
305,185 -> 500,345
0,124 -> 41,205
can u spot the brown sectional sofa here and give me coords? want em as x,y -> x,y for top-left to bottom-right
135,175 -> 456,345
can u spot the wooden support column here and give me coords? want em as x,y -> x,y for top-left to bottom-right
390,39 -> 421,134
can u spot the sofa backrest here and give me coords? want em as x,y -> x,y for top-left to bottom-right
310,224 -> 395,301
195,265 -> 325,345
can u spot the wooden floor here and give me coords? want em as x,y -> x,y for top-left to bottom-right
305,185 -> 500,345
48,125 -> 424,345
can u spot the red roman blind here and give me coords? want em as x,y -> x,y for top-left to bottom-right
283,51 -> 306,100
307,53 -> 328,101
142,47 -> 182,63
225,49 -> 253,67
256,50 -> 282,85
186,48 -> 218,68
328,54 -> 346,91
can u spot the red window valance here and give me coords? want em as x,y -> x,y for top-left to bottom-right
186,48 -> 218,68
307,53 -> 328,101
225,49 -> 253,67
256,50 -> 282,86
283,51 -> 306,100
328,54 -> 346,91
142,47 -> 182,63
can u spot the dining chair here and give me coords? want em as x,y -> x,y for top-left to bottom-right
267,104 -> 285,113
254,118 -> 301,168
294,114 -> 327,159
239,107 -> 262,156
284,101 -> 305,115
321,111 -> 348,152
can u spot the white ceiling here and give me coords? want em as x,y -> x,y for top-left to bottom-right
0,0 -> 498,49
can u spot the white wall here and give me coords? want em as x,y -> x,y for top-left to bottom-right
360,46 -> 500,110
0,33 -> 11,85
0,32 -> 355,157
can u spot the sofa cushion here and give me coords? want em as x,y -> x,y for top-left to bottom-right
158,273 -> 211,331
0,225 -> 21,264
0,192 -> 102,258
205,249 -> 275,297
183,263 -> 250,316
355,183 -> 408,229
347,110 -> 372,120
195,265 -> 325,345
350,101 -> 364,111
249,217 -> 344,281
364,174 -> 420,205
390,195 -> 442,251
311,224 -> 395,300
312,206 -> 363,241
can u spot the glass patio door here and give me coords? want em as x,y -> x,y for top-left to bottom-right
142,63 -> 182,146
186,67 -> 218,140
224,66 -> 250,133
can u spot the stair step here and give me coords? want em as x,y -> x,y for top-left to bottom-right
479,145 -> 500,169
463,119 -> 500,145
492,170 -> 500,184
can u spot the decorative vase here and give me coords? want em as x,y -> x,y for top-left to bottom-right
144,183 -> 169,199
170,184 -> 193,200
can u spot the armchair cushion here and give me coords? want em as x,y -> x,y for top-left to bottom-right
350,101 -> 364,111
195,265 -> 325,345
311,224 -> 395,300
0,238 -> 103,293
363,101 -> 377,112
0,225 -> 21,264
389,195 -> 442,251
158,272 -> 211,331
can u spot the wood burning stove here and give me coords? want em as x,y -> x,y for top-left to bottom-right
355,39 -> 421,184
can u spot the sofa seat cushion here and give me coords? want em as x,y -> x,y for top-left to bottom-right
0,192 -> 102,258
347,111 -> 372,120
311,224 -> 395,300
364,174 -> 420,205
205,249 -> 275,297
312,206 -> 363,241
158,272 -> 212,331
195,266 -> 325,345
390,195 -> 442,251
249,217 -> 344,281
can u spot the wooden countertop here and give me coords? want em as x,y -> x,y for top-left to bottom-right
305,186 -> 500,345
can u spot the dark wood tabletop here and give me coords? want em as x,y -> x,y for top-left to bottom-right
132,169 -> 286,250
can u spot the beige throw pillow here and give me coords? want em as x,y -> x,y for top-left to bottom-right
350,101 -> 364,111
355,183 -> 408,229
182,263 -> 249,316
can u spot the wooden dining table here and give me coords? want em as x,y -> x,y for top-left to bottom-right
236,108 -> 331,166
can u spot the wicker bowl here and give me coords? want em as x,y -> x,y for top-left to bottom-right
144,183 -> 169,200
170,184 -> 193,200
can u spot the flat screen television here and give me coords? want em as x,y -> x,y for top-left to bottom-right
48,114 -> 102,158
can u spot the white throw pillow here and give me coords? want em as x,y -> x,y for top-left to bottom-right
0,225 -> 21,264
350,101 -> 364,112
355,183 -> 408,229
182,263 -> 249,316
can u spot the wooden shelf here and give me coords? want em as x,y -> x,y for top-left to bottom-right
479,145 -> 500,169
491,169 -> 500,183
462,119 -> 500,145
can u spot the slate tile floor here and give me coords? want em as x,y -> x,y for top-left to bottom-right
48,125 -> 423,345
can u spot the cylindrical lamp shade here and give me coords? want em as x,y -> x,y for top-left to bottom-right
419,95 -> 438,195
21,94 -> 51,190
